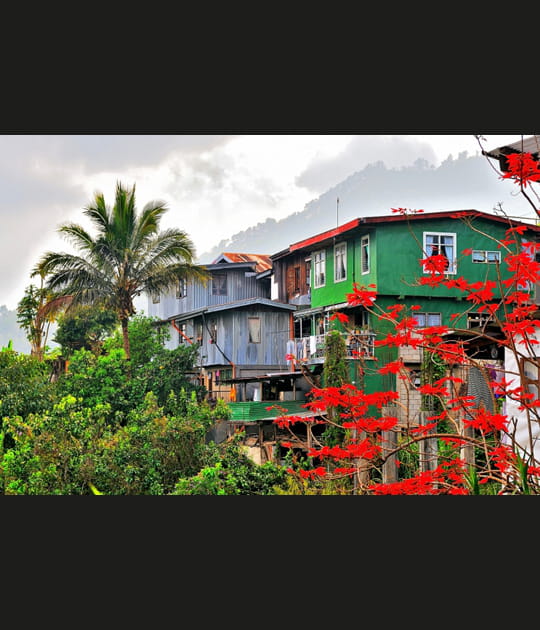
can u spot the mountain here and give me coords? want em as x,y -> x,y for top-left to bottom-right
2,152 -> 534,350
198,152 -> 536,262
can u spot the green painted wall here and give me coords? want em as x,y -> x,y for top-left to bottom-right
306,215 -> 538,397
310,217 -> 530,307
374,217 -> 515,297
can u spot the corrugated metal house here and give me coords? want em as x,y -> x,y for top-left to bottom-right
147,252 -> 298,402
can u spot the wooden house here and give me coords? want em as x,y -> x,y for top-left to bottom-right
147,252 -> 298,402
271,209 -> 540,432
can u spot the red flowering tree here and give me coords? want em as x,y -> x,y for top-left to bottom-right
275,139 -> 540,495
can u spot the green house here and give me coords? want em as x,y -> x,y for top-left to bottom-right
271,209 -> 540,414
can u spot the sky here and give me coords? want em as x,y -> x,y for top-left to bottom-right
0,133 -> 527,311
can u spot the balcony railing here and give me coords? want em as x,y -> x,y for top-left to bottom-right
292,330 -> 376,361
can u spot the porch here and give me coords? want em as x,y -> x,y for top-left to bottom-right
291,330 -> 376,362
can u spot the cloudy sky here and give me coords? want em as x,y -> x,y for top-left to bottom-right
0,133 -> 525,311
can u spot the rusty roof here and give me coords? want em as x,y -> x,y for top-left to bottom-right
213,252 -> 273,273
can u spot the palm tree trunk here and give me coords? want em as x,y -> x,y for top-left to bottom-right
120,316 -> 131,363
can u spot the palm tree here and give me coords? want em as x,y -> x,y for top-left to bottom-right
33,181 -> 209,366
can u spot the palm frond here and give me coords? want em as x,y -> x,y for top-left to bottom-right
83,191 -> 110,233
35,294 -> 74,328
57,224 -> 96,254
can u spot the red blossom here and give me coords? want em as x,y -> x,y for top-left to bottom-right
334,467 -> 357,476
478,303 -> 499,315
502,152 -> 540,188
369,459 -> 468,494
346,283 -> 377,307
421,254 -> 449,275
298,467 -> 328,480
418,383 -> 449,396
378,360 -> 404,375
410,422 -> 438,434
375,332 -> 422,348
489,445 -> 516,473
429,342 -> 468,364
386,304 -> 406,318
465,280 -> 497,304
443,276 -> 470,292
463,408 -> 509,433
505,225 -> 529,236
418,275 -> 445,288
329,311 -> 349,324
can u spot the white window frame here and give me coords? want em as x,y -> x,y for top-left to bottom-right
212,273 -> 227,296
314,250 -> 326,288
248,317 -> 261,343
414,312 -> 442,327
423,232 -> 457,275
361,235 -> 370,274
334,242 -> 347,283
472,250 -> 501,264
176,278 -> 188,299
178,321 -> 188,344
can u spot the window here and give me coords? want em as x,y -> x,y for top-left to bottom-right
522,358 -> 540,402
305,259 -> 311,287
212,273 -> 227,296
294,266 -> 300,292
413,312 -> 442,327
334,242 -> 347,282
176,278 -> 188,298
210,320 -> 217,344
195,322 -> 203,344
248,317 -> 261,343
314,250 -> 326,288
178,321 -> 188,344
472,250 -> 501,264
423,232 -> 456,274
361,235 -> 370,274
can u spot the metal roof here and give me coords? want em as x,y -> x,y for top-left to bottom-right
483,135 -> 540,172
285,209 -> 540,254
211,252 -> 272,273
206,297 -> 296,313
161,297 -> 295,324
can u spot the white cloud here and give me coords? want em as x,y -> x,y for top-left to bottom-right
0,133 -> 529,311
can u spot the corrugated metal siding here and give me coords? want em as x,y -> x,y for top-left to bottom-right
196,308 -> 290,368
149,270 -> 271,321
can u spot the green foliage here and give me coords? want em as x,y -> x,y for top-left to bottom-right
16,284 -> 49,357
0,392 -> 223,495
323,330 -> 348,388
1,395 -> 114,495
55,315 -> 206,423
0,348 -> 57,420
322,330 -> 349,447
172,433 -> 287,495
54,304 -> 118,357
272,475 -> 351,495
112,314 -> 169,369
